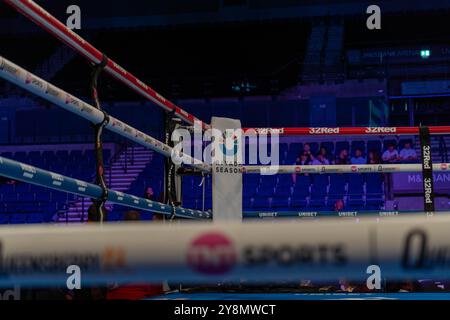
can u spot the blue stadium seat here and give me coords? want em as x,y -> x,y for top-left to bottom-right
347,195 -> 365,209
10,214 -> 27,224
35,192 -> 51,202
279,143 -> 289,161
260,176 -> 277,188
348,174 -> 364,195
0,214 -> 9,224
257,186 -> 274,197
328,175 -> 347,201
252,196 -> 271,210
0,152 -> 13,159
309,196 -> 326,208
271,197 -> 289,209
27,213 -> 44,224
290,197 -> 308,208
243,196 -> 253,210
278,175 -> 293,187
141,212 -> 153,221
14,151 -> 27,162
275,185 -> 292,197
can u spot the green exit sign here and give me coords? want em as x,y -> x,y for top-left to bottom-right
420,49 -> 431,59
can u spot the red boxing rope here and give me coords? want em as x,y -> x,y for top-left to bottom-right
5,0 -> 209,131
244,126 -> 450,136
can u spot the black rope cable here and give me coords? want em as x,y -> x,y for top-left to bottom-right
164,111 -> 179,221
90,54 -> 109,223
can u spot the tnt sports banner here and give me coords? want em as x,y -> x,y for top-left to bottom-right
211,117 -> 243,222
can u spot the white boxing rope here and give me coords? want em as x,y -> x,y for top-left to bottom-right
0,56 -> 211,174
0,215 -> 450,287
243,163 -> 450,174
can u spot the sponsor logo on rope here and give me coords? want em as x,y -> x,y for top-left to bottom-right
252,128 -> 284,135
309,127 -> 340,134
50,173 -> 64,186
20,164 -> 36,179
0,60 -> 19,75
243,243 -> 348,267
115,191 -> 124,201
75,179 -> 87,192
365,127 -> 397,134
402,229 -> 450,270
441,163 -> 448,170
0,242 -> 126,275
25,74 -> 44,90
113,63 -> 127,75
46,84 -> 62,99
123,125 -> 133,134
187,232 -> 236,275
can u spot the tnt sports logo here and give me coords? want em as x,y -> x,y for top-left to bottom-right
219,131 -> 239,157
187,232 -> 236,275
351,166 -> 358,173
441,163 -> 448,170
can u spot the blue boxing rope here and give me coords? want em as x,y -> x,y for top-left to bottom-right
0,156 -> 211,220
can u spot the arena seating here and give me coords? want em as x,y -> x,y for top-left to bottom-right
0,148 -> 110,224
178,139 -> 394,212
0,135 -> 441,223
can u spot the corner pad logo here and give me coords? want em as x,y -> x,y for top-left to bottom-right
187,232 -> 236,275
219,131 -> 239,157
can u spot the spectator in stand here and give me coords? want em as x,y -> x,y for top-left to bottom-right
298,143 -> 313,164
335,149 -> 350,165
399,141 -> 418,163
311,152 -> 330,165
144,186 -> 164,221
382,143 -> 399,163
144,186 -> 155,201
0,177 -> 18,185
334,199 -> 345,212
318,146 -> 331,162
350,148 -> 366,165
367,149 -> 381,164
295,153 -> 310,166
106,210 -> 165,300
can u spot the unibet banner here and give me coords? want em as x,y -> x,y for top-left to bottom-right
211,117 -> 243,222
